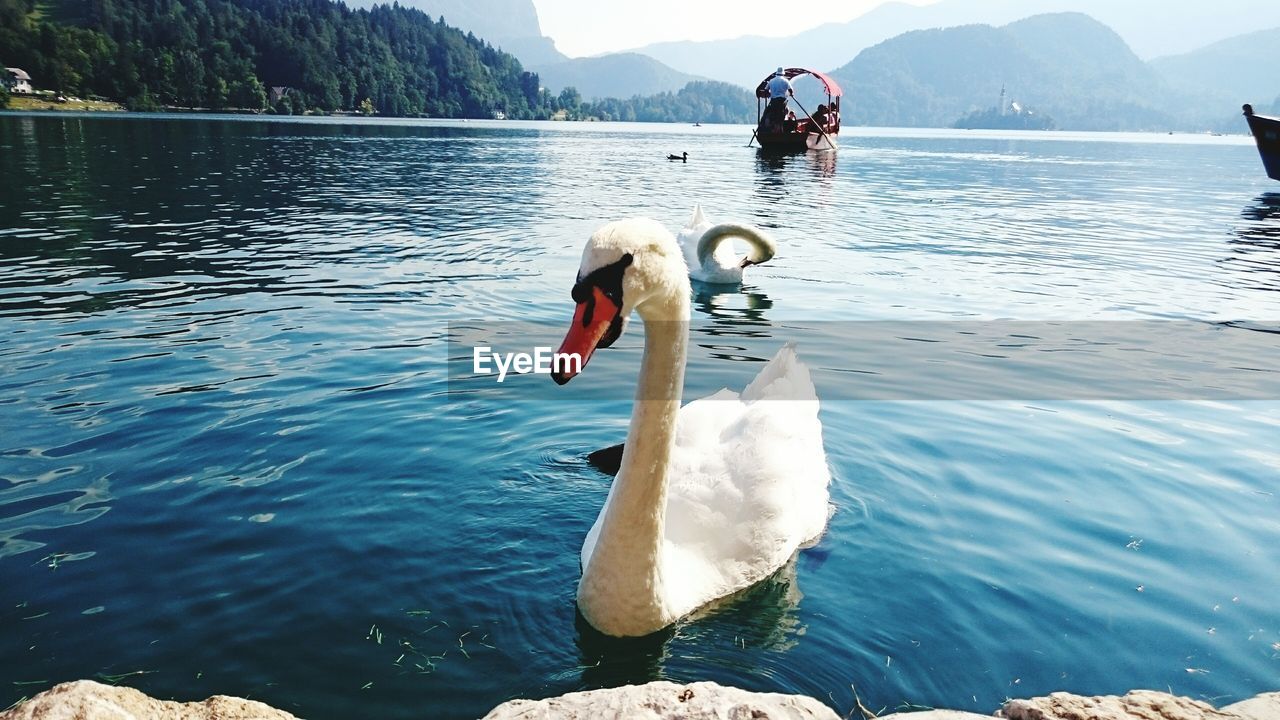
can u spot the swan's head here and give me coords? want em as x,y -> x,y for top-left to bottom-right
551,218 -> 688,384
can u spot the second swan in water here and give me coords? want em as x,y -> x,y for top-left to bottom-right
677,205 -> 778,285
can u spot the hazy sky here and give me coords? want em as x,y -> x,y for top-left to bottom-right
532,0 -> 938,57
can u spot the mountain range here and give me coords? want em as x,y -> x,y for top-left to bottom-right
336,0 -> 697,101
627,0 -> 1277,90
829,13 -> 1173,131
1151,27 -> 1280,115
532,53 -> 707,101
341,0 -> 566,66
368,0 -> 1276,130
6,0 -> 1276,129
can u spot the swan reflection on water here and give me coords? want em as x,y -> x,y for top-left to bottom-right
692,281 -> 773,330
1223,193 -> 1280,292
690,282 -> 776,365
574,557 -> 809,689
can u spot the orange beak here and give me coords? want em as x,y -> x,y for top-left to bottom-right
551,287 -> 621,385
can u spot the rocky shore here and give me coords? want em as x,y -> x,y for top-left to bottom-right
0,680 -> 299,719
3,679 -> 1277,720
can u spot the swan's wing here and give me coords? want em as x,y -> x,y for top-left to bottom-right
580,389 -> 737,571
741,343 -> 817,404
677,226 -> 707,273
662,354 -> 831,615
662,389 -> 749,609
686,204 -> 707,229
736,344 -> 830,546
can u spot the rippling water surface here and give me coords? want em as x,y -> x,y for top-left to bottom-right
1,114 -> 1278,719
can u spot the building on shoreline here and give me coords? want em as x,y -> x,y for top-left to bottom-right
4,67 -> 33,94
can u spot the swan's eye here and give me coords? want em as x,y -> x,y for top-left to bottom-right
570,253 -> 633,308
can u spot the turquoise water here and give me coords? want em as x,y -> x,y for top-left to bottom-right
1,114 -> 1278,718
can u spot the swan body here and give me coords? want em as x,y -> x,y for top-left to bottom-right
551,218 -> 831,637
677,205 -> 778,284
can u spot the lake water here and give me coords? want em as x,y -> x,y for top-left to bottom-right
1,114 -> 1277,719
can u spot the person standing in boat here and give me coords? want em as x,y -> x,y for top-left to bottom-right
766,67 -> 793,130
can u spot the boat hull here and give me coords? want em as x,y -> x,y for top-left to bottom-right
1245,110 -> 1280,181
756,130 -> 838,152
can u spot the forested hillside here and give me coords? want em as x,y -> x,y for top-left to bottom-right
534,53 -> 706,100
1152,27 -> 1280,113
0,0 -> 547,116
0,0 -> 762,121
578,81 -> 755,123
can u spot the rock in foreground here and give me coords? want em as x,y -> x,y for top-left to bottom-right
0,680 -> 299,720
999,690 -> 1233,720
5,679 -> 1277,720
997,690 -> 1280,720
483,680 -> 841,719
1223,694 -> 1280,720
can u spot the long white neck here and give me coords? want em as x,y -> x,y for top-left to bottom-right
696,222 -> 777,270
577,292 -> 689,637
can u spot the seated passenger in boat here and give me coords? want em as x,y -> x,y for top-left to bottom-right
812,103 -> 831,132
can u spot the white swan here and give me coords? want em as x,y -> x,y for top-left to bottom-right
677,205 -> 778,284
551,218 -> 831,637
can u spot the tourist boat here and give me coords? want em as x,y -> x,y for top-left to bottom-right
753,67 -> 842,151
1243,103 -> 1280,181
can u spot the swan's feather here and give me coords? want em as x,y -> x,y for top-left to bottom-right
582,345 -> 831,619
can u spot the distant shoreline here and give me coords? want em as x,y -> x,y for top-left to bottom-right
4,96 -> 124,112
0,104 -> 652,122
0,108 -> 1254,142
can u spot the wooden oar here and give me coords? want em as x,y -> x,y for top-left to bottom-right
791,97 -> 835,150
747,128 -> 758,147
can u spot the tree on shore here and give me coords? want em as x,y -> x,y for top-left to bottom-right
0,0 -> 553,118
578,81 -> 756,124
0,0 -> 757,123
